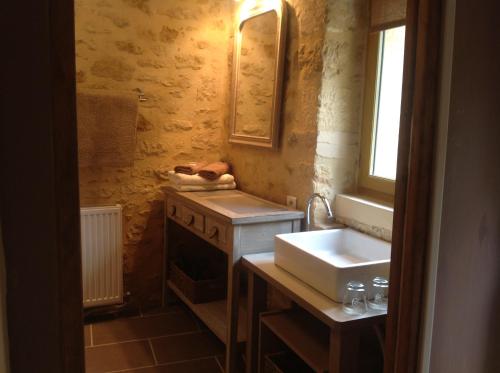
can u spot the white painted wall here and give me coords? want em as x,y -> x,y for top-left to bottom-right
420,0 -> 500,371
0,220 -> 10,373
418,0 -> 455,370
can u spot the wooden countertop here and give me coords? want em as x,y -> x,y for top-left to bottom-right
242,252 -> 387,329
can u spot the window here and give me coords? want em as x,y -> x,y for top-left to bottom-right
359,25 -> 406,198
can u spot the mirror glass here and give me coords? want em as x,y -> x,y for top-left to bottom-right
234,11 -> 278,139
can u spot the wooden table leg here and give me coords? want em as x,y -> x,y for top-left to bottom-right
246,272 -> 267,373
226,262 -> 241,373
329,327 -> 361,373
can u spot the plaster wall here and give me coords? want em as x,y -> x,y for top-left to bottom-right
428,0 -> 500,371
75,0 -> 232,306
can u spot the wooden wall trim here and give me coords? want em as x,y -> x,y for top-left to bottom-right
384,0 -> 442,372
0,0 -> 84,371
52,0 -> 85,371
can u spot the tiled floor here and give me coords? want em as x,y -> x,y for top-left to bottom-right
84,305 -> 226,373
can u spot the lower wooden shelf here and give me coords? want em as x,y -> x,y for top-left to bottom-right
168,280 -> 247,344
261,310 -> 330,372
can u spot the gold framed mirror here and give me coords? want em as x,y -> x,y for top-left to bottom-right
229,0 -> 287,150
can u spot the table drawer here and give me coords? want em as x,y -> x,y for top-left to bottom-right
181,206 -> 205,233
166,198 -> 182,220
205,217 -> 227,248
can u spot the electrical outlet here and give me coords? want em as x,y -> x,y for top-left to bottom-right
286,195 -> 297,209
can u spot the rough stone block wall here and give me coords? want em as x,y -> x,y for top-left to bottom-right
224,0 -> 328,210
75,0 -> 232,307
74,0 -> 386,307
225,0 -> 373,230
313,0 -> 369,222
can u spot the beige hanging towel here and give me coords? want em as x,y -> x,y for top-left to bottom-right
77,89 -> 138,168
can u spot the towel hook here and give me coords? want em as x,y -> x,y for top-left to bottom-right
134,88 -> 148,102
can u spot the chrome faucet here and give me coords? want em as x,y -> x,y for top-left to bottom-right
306,193 -> 334,231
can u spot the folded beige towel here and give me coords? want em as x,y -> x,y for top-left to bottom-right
199,162 -> 231,180
174,162 -> 208,175
172,182 -> 237,192
77,89 -> 138,168
168,171 -> 234,186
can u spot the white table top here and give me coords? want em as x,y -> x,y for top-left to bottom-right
164,188 -> 304,224
242,252 -> 387,328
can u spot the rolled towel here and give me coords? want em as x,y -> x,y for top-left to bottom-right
172,182 -> 237,192
198,162 -> 231,181
174,162 -> 208,175
168,171 -> 235,186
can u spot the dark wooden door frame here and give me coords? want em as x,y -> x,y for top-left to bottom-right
384,0 -> 443,372
0,0 -> 441,372
1,0 -> 84,372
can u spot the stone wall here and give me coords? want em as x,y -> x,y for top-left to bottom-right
75,0 -> 385,307
225,0 -> 370,226
75,0 -> 232,307
313,0 -> 370,221
224,0 -> 328,210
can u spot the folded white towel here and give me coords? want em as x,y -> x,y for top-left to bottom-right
168,171 -> 235,186
171,182 -> 237,192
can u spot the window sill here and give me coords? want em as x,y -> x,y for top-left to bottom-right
334,194 -> 394,240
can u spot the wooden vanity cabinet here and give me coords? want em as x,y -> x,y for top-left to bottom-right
243,253 -> 387,373
163,188 -> 303,373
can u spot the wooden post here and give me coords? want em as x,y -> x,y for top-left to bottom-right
384,0 -> 442,371
329,328 -> 361,373
226,260 -> 241,373
246,272 -> 268,373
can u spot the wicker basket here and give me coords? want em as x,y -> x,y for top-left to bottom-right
170,262 -> 226,304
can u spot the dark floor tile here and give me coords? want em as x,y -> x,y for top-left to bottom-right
85,304 -> 141,324
120,357 -> 222,373
85,340 -> 154,373
151,331 -> 224,364
93,311 -> 198,345
141,304 -> 184,316
84,325 -> 91,347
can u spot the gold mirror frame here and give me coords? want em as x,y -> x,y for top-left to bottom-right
229,0 -> 288,150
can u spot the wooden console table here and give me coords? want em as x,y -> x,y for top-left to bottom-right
242,252 -> 387,373
163,188 -> 303,373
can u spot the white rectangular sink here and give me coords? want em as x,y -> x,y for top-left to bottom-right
274,229 -> 391,302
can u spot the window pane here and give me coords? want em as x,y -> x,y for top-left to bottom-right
371,26 -> 405,180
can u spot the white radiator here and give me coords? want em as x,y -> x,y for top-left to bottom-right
80,205 -> 123,308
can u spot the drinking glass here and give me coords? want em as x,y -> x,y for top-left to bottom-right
342,281 -> 367,315
368,276 -> 389,311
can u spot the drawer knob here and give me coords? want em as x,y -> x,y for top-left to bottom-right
184,214 -> 194,226
168,205 -> 176,216
208,226 -> 219,239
